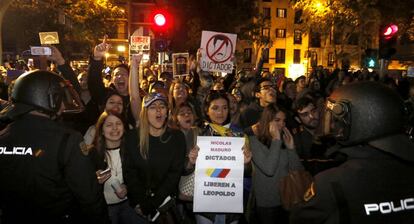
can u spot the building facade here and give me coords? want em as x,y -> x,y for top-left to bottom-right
244,0 -> 383,79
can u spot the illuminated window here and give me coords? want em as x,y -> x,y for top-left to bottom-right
294,30 -> 302,44
276,29 -> 286,38
262,28 -> 270,38
328,53 -> 335,66
277,8 -> 287,18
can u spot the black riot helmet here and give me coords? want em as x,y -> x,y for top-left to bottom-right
9,70 -> 83,117
323,81 -> 414,161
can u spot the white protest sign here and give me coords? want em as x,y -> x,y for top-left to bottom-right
200,31 -> 237,73
130,36 -> 150,54
193,136 -> 244,213
172,53 -> 189,77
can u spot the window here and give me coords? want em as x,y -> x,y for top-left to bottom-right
310,32 -> 321,47
294,30 -> 302,44
294,49 -> 301,63
262,28 -> 270,39
310,51 -> 318,67
276,29 -> 286,38
243,48 -> 252,63
263,7 -> 271,19
276,8 -> 287,18
263,48 -> 269,63
294,10 -> 303,24
275,49 -> 286,63
328,53 -> 335,66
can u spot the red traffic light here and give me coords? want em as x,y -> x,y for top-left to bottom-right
154,13 -> 166,27
382,24 -> 398,40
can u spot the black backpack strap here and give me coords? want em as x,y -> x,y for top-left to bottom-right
330,182 -> 351,224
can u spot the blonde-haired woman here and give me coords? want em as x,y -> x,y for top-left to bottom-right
124,92 -> 187,221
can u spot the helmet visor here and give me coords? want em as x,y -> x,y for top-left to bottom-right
322,99 -> 351,140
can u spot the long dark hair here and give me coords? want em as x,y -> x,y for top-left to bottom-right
93,111 -> 127,164
204,90 -> 231,125
257,104 -> 285,147
169,101 -> 196,130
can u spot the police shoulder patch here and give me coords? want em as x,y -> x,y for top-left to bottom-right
79,141 -> 89,156
304,182 -> 316,202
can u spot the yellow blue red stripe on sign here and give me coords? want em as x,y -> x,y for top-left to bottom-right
206,168 -> 231,178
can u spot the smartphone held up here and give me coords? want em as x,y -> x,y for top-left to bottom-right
30,46 -> 52,56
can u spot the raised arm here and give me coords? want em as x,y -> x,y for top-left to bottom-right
47,46 -> 81,94
88,36 -> 110,105
129,54 -> 143,124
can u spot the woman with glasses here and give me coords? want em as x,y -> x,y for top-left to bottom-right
188,90 -> 252,224
124,93 -> 186,222
250,104 -> 303,224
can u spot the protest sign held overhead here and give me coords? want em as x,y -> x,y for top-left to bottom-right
39,32 -> 60,45
193,136 -> 244,213
130,36 -> 150,55
200,31 -> 237,73
172,53 -> 189,77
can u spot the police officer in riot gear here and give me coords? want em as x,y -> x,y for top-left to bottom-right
290,82 -> 414,224
0,70 -> 109,224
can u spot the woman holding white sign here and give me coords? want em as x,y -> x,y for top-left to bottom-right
250,104 -> 303,224
188,90 -> 252,224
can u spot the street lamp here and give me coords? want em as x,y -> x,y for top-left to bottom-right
117,45 -> 126,53
312,1 -> 328,17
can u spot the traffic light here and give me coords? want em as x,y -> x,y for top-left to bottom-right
151,10 -> 171,31
364,48 -> 378,68
151,10 -> 171,52
379,24 -> 398,59
154,13 -> 166,28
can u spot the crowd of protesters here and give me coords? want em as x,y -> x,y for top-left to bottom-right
1,37 -> 414,224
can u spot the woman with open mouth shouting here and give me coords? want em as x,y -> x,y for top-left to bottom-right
124,92 -> 187,222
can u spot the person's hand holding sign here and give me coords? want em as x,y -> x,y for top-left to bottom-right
94,35 -> 111,61
242,145 -> 252,164
47,46 -> 65,66
188,145 -> 199,168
